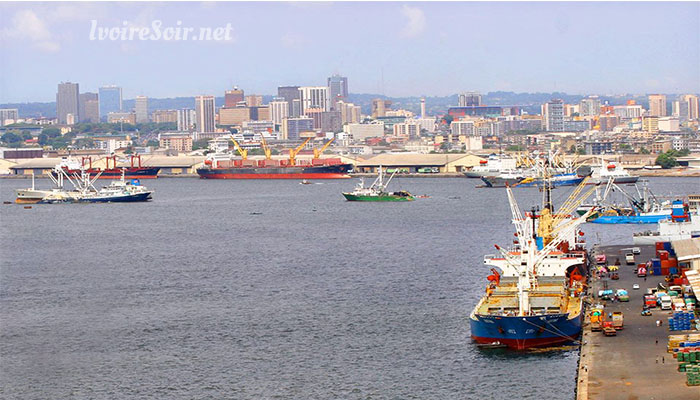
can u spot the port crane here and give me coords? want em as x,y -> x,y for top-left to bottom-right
229,137 -> 248,160
313,137 -> 335,159
259,132 -> 272,160
289,137 -> 312,166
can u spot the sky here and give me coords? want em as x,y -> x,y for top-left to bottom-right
0,1 -> 698,103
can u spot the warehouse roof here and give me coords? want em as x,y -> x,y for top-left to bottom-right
672,238 -> 700,262
357,153 -> 484,167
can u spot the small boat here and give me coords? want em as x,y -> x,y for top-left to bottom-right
589,160 -> 639,185
342,166 -> 414,202
300,179 -> 312,185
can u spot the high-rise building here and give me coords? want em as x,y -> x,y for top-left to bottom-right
99,85 -> 122,120
245,95 -> 263,107
320,111 -> 342,132
282,117 -> 314,140
327,74 -> 348,110
579,96 -> 601,117
458,92 -> 482,107
371,99 -> 392,118
336,101 -> 362,124
135,96 -> 149,123
219,107 -> 251,126
78,92 -> 99,123
177,108 -> 196,132
269,99 -> 289,125
152,109 -> 178,124
648,94 -> 667,117
298,86 -> 329,114
195,96 -> 216,133
643,116 -> 659,133
542,99 -> 564,132
56,82 -> 79,124
278,86 -> 301,117
676,94 -> 699,121
224,87 -> 244,108
0,109 -> 19,126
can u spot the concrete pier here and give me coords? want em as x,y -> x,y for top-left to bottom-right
577,244 -> 700,399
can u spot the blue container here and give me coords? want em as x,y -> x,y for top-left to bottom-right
670,268 -> 678,275
664,242 -> 673,251
652,258 -> 662,267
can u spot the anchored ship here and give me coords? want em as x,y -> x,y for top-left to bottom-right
53,155 -> 160,179
342,166 -> 414,202
197,136 -> 352,179
470,177 -> 594,350
577,179 -> 672,224
633,201 -> 700,245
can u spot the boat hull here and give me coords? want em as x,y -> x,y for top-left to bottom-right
470,312 -> 582,350
197,164 -> 352,179
590,176 -> 639,185
589,214 -> 670,224
342,193 -> 413,202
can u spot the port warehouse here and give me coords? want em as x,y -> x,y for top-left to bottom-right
354,153 -> 485,173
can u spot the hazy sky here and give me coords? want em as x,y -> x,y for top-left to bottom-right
1,1 -> 698,103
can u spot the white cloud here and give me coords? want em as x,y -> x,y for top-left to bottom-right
400,5 -> 426,38
1,9 -> 61,53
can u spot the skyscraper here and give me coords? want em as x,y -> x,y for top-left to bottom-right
135,96 -> 149,123
56,82 -> 79,124
579,96 -> 601,117
298,87 -> 329,114
458,92 -> 482,107
177,108 -> 196,132
327,74 -> 348,110
278,86 -> 301,117
99,85 -> 122,120
542,99 -> 564,132
282,117 -> 314,140
269,98 -> 289,126
648,94 -> 667,117
245,95 -> 263,107
679,94 -> 699,121
224,87 -> 244,108
79,92 -> 99,123
195,95 -> 216,133
0,109 -> 19,126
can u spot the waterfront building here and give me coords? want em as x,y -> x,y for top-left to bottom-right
195,95 -> 216,133
224,87 -> 244,108
135,96 -> 149,123
177,109 -> 196,132
458,92 -> 482,107
0,109 -> 19,126
648,94 -> 667,117
56,82 -> 79,124
99,85 -> 122,120
327,74 -> 348,110
278,86 -> 301,117
542,99 -> 564,132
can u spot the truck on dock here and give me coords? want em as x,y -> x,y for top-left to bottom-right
644,294 -> 657,308
603,321 -> 617,336
625,252 -> 635,265
612,312 -> 624,329
660,295 -> 673,310
616,289 -> 629,302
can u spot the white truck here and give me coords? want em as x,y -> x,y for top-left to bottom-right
625,252 -> 635,265
660,295 -> 673,310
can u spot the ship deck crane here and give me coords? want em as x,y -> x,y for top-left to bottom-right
230,137 -> 248,160
289,137 -> 312,166
313,137 -> 335,159
259,132 -> 272,160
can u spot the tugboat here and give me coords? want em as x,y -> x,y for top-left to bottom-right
342,166 -> 414,202
469,176 -> 595,350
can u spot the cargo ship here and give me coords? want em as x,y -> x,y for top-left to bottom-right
53,155 -> 160,179
197,136 -> 352,179
469,178 -> 593,350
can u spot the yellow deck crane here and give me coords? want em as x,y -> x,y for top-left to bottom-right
230,137 -> 248,160
313,137 -> 335,159
259,132 -> 272,160
288,137 -> 312,166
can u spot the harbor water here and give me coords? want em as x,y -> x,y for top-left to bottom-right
1,177 -> 697,399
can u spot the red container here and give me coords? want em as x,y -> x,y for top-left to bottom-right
657,250 -> 669,261
661,267 -> 670,276
656,242 -> 665,251
661,260 -> 671,268
669,258 -> 678,268
233,160 -> 243,167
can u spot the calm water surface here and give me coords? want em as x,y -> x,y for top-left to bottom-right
1,176 -> 697,399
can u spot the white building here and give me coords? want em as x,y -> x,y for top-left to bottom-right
463,136 -> 483,151
451,120 -> 475,136
177,108 -> 196,132
298,86 -> 329,114
268,99 -> 289,125
343,123 -> 384,141
613,104 -> 644,119
195,95 -> 216,133
336,101 -> 362,124
95,137 -> 132,153
393,122 -> 420,137
135,96 -> 149,123
0,109 -> 19,126
658,116 -> 680,132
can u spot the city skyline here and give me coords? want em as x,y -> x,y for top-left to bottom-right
1,2 -> 699,103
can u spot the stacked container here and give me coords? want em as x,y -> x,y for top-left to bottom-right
669,334 -> 700,386
669,311 -> 695,331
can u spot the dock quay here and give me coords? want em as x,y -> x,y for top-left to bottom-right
577,244 -> 700,399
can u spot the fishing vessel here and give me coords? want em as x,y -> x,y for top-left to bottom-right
197,136 -> 352,179
578,179 -> 672,224
53,155 -> 160,179
342,166 -> 414,202
481,172 -> 584,188
470,177 -> 594,349
633,201 -> 700,244
15,173 -> 81,204
464,154 -> 518,178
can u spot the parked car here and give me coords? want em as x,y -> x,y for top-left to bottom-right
633,284 -> 640,290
